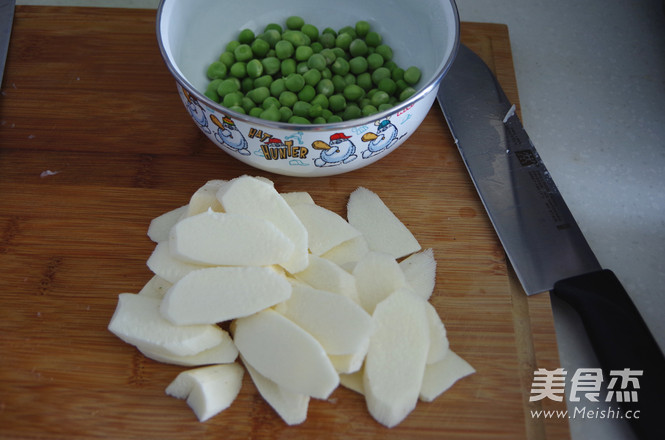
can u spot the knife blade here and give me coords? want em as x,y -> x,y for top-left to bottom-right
0,0 -> 15,86
438,43 -> 664,439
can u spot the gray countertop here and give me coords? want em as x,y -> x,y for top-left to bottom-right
15,0 -> 665,438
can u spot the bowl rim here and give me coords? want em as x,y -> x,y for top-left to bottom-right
156,0 -> 460,131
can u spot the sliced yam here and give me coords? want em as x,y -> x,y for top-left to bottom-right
146,241 -> 209,284
339,370 -> 365,395
185,179 -> 226,217
138,331 -> 238,366
419,351 -> 475,402
363,289 -> 430,428
352,251 -> 408,314
160,266 -> 291,325
425,302 -> 449,364
241,355 -> 310,426
233,308 -> 339,399
321,235 -> 370,272
292,255 -> 359,303
169,209 -> 295,267
280,191 -> 315,207
275,283 -> 373,356
137,274 -> 172,299
107,293 -> 225,357
165,363 -> 244,422
217,175 -> 308,273
290,203 -> 362,256
399,248 -> 437,301
147,205 -> 188,243
328,336 -> 370,374
347,187 -> 421,259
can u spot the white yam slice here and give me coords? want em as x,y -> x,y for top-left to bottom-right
425,302 -> 449,364
321,235 -> 370,272
169,209 -> 295,267
233,308 -> 339,399
161,266 -> 291,325
399,248 -> 437,301
185,179 -> 226,217
419,351 -> 475,402
146,241 -> 209,284
363,289 -> 430,428
147,205 -> 188,243
241,355 -> 310,426
275,283 -> 373,356
290,203 -> 362,256
281,191 -> 315,207
328,336 -> 370,374
107,293 -> 225,357
292,255 -> 359,303
217,175 -> 308,273
137,275 -> 172,299
138,331 -> 238,366
165,363 -> 244,422
347,187 -> 421,259
339,370 -> 364,395
352,251 -> 408,314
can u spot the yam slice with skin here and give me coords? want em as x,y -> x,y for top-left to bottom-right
241,355 -> 310,426
169,209 -> 295,267
419,350 -> 475,402
399,248 -> 437,301
290,202 -> 362,256
233,308 -> 339,400
165,363 -> 244,422
107,293 -> 226,357
160,266 -> 291,325
216,175 -> 309,273
363,289 -> 430,428
147,205 -> 188,243
347,187 -> 421,259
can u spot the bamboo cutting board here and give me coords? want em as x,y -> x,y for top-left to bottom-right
0,7 -> 569,440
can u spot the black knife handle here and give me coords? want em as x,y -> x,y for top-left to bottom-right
552,269 -> 665,440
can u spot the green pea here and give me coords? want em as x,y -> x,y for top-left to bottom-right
399,86 -> 416,101
222,91 -> 244,108
296,61 -> 309,74
207,61 -> 227,79
219,51 -> 235,68
343,73 -> 356,86
367,53 -> 384,70
205,79 -> 222,102
282,30 -> 310,47
331,47 -> 346,59
265,23 -> 282,33
357,72 -> 372,91
230,61 -> 247,78
338,25 -> 356,39
311,93 -> 329,109
322,27 -> 337,36
293,101 -> 312,117
331,57 -> 350,75
288,115 -> 311,124
251,38 -> 270,57
279,91 -> 298,107
321,67 -> 332,80
228,105 -> 246,114
327,114 -> 343,123
238,28 -> 255,44
234,44 -> 253,62
261,57 -> 281,75
281,58 -> 296,76
246,59 -> 264,78
312,116 -> 327,124
298,84 -> 316,102
247,86 -> 270,104
378,77 -> 397,95
301,23 -> 319,41
303,68 -> 322,87
217,78 -> 240,97
365,31 -> 382,47
335,33 -> 352,51
226,40 -> 240,52
308,104 -> 323,119
370,90 -> 390,107
332,75 -> 346,93
285,73 -> 305,92
355,20 -> 370,38
384,60 -> 397,72
317,78 -> 335,97
349,39 -> 368,57
270,78 -> 287,97
404,66 -> 422,85
275,40 -> 294,60
242,96 -> 256,113
259,105 -> 281,122
362,104 -> 378,117
349,56 -> 368,75
307,53 -> 327,71
321,108 -> 333,120
376,44 -> 393,61
378,103 -> 392,112
279,106 -> 293,122
241,77 -> 254,93
392,67 -> 405,82
262,96 -> 280,110
343,84 -> 365,102
320,48 -> 336,65
311,42 -> 323,53
371,66 -> 391,85
253,74 -> 273,89
319,32 -> 336,49
329,94 -> 346,112
249,107 -> 263,118
342,104 -> 362,120
395,79 -> 408,93
259,29 -> 281,48
286,15 -> 305,30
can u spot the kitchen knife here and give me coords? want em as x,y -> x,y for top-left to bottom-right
0,0 -> 14,86
438,43 -> 664,439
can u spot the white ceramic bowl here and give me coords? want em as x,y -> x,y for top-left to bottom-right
157,0 -> 459,177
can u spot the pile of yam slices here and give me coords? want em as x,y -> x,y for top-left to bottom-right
108,175 -> 474,428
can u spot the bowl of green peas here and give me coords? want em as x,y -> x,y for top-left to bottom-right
157,0 -> 459,176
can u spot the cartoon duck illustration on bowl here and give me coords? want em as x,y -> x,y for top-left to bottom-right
360,119 -> 400,159
210,114 -> 250,156
312,132 -> 358,167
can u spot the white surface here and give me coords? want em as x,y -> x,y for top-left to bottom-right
15,0 -> 665,438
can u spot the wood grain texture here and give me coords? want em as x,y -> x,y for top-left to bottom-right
0,7 -> 569,439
